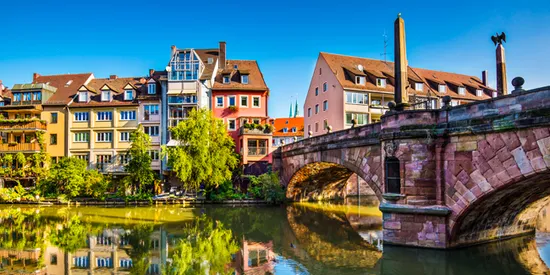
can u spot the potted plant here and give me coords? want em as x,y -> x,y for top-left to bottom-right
228,106 -> 239,112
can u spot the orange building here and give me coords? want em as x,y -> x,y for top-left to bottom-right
271,117 -> 304,147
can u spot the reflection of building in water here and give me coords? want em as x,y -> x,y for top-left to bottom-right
233,239 -> 276,275
0,249 -> 45,275
538,203 -> 550,232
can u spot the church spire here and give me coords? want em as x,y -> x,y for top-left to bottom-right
294,99 -> 299,118
289,102 -> 293,118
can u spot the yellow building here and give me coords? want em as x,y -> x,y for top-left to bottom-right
67,76 -> 144,175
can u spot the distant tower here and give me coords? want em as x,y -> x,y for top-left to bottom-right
294,99 -> 299,118
289,103 -> 293,118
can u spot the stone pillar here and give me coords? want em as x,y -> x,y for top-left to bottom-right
496,44 -> 508,95
393,13 -> 409,110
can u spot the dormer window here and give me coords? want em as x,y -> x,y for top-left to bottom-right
79,92 -> 88,103
207,57 -> 213,64
283,127 -> 288,133
376,78 -> 386,87
355,76 -> 366,85
438,84 -> 446,93
415,83 -> 424,91
124,90 -> 133,101
101,90 -> 110,102
242,75 -> 249,84
223,75 -> 230,84
291,127 -> 297,133
234,64 -> 238,70
458,87 -> 465,95
476,89 -> 483,97
148,83 -> 156,94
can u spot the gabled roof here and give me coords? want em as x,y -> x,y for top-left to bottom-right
69,77 -> 145,107
32,73 -> 93,105
272,117 -> 304,137
320,52 -> 495,101
194,48 -> 219,80
212,60 -> 268,91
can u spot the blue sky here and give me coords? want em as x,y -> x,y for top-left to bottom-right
1,0 -> 549,118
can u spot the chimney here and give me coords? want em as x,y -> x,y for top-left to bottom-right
219,41 -> 227,70
171,45 -> 177,56
482,70 -> 488,86
393,13 -> 409,110
149,69 -> 155,77
0,80 -> 4,92
109,75 -> 118,80
33,73 -> 40,82
496,44 -> 508,95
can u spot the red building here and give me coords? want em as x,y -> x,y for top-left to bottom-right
211,60 -> 271,175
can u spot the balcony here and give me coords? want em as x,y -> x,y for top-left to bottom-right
239,126 -> 273,136
0,142 -> 42,153
248,147 -> 267,156
0,120 -> 47,131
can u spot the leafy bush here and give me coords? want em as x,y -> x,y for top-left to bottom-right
205,180 -> 247,201
248,172 -> 285,204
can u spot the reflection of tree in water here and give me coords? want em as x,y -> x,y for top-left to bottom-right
124,223 -> 154,275
285,204 -> 382,269
49,216 -> 89,253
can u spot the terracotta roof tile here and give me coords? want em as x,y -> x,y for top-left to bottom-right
32,73 -> 93,105
320,52 -> 495,101
69,77 -> 147,108
194,49 -> 219,80
213,60 -> 268,91
272,117 -> 304,137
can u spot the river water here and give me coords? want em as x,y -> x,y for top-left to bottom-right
0,197 -> 549,274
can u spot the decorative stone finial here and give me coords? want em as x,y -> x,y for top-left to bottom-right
351,119 -> 357,128
442,96 -> 452,109
327,125 -> 333,133
293,136 -> 297,142
397,13 -> 401,18
281,139 -> 285,145
511,77 -> 525,94
388,101 -> 396,111
308,131 -> 313,138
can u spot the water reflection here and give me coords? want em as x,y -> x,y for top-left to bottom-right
0,201 -> 548,274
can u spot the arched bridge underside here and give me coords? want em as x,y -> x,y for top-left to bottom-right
273,86 -> 550,249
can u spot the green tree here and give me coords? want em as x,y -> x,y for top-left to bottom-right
124,125 -> 155,194
248,172 -> 285,204
163,108 -> 239,190
43,157 -> 88,198
83,169 -> 108,199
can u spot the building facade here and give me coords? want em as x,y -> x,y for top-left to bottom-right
304,52 -> 497,137
271,117 -> 304,147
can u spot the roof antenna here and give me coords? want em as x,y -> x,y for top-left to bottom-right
380,30 -> 388,63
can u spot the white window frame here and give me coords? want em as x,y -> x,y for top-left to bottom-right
79,92 -> 88,103
147,83 -> 156,94
124,90 -> 133,101
120,110 -> 136,121
252,96 -> 261,108
216,96 -> 224,108
144,126 -> 160,137
149,150 -> 160,161
438,84 -> 447,93
228,95 -> 236,107
476,89 -> 483,97
415,83 -> 424,91
292,127 -> 297,133
239,95 -> 249,107
74,132 -> 89,142
376,78 -> 387,87
227,118 -> 236,131
101,91 -> 110,102
282,128 -> 288,133
74,112 -> 89,122
241,75 -> 249,84
223,75 -> 230,84
96,132 -> 113,142
458,87 -> 466,95
356,76 -> 366,85
144,104 -> 159,115
96,111 -> 112,121
120,132 -> 130,142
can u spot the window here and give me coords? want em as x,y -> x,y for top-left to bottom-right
120,132 -> 130,142
32,92 -> 41,101
25,114 -> 31,119
120,154 -> 130,165
23,92 -> 31,101
51,112 -> 58,124
148,83 -> 156,94
315,104 -> 319,114
415,83 -> 424,91
323,100 -> 328,111
371,99 -> 381,105
315,122 -> 319,132
101,90 -> 110,101
242,75 -> 249,84
24,134 -> 32,143
144,105 -> 159,115
291,127 -> 297,133
50,254 -> 58,265
13,93 -> 21,102
376,78 -> 387,87
74,132 -> 89,142
253,118 -> 261,124
315,87 -> 319,96
223,75 -> 230,84
169,50 -> 200,81
96,132 -> 113,142
216,96 -> 224,108
308,125 -> 311,133
438,84 -> 446,93
79,92 -> 88,102
458,87 -> 466,95
324,119 -> 329,130
75,154 -> 89,162
227,119 -> 236,131
476,89 -> 483,97
96,111 -> 113,121
345,112 -> 368,125
252,96 -> 260,108
228,96 -> 236,107
50,134 -> 57,145
356,76 -> 366,85
240,95 -> 248,107
124,90 -> 133,100
120,111 -> 136,120
149,150 -> 160,161
144,126 -> 159,136
385,157 -> 401,193
283,127 -> 288,133
307,108 -> 312,117
451,100 -> 458,107
74,112 -> 89,122
323,82 -> 328,92
96,154 -> 112,164
345,92 -> 368,105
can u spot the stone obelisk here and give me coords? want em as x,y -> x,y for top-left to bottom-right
394,13 -> 409,110
496,43 -> 508,95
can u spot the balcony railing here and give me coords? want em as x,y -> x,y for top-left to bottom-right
0,120 -> 47,131
0,142 -> 42,152
248,147 -> 267,156
239,127 -> 273,136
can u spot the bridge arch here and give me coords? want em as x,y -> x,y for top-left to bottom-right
447,127 -> 550,246
280,145 -> 384,201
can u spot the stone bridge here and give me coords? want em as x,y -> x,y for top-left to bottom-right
273,86 -> 550,249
